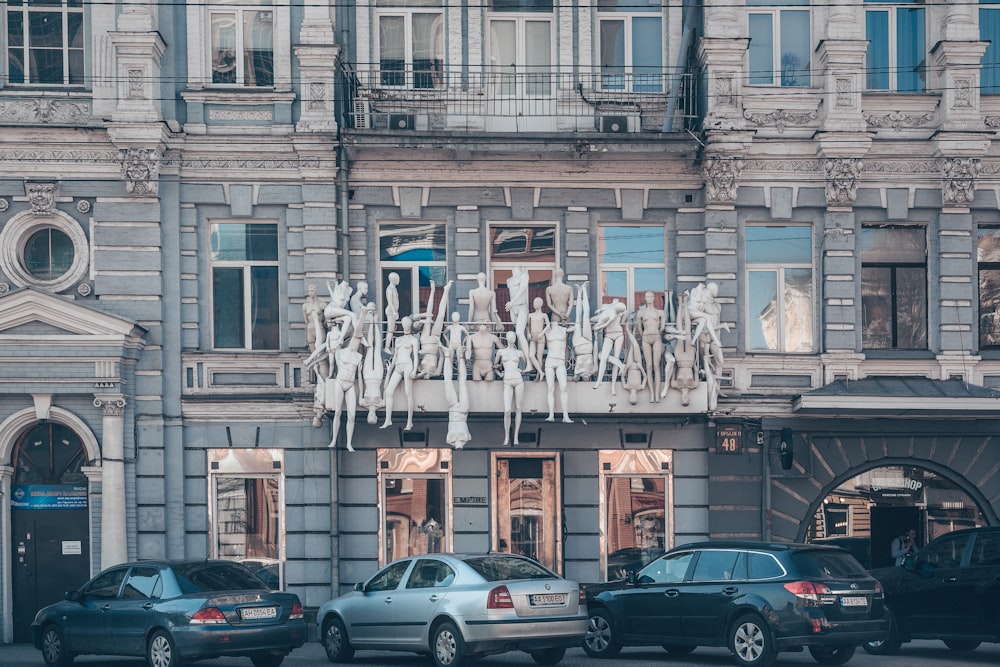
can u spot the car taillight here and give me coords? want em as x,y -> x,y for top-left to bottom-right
191,607 -> 227,624
873,581 -> 884,598
579,589 -> 587,607
783,581 -> 832,602
290,602 -> 304,619
487,585 -> 513,609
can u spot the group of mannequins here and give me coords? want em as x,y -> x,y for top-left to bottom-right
303,270 -> 727,450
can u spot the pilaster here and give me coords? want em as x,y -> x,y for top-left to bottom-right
94,394 -> 127,569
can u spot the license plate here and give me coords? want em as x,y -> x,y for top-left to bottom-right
240,606 -> 278,620
840,596 -> 867,607
529,594 -> 566,606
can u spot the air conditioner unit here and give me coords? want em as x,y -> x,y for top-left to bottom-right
597,114 -> 639,133
353,100 -> 370,129
389,113 -> 416,130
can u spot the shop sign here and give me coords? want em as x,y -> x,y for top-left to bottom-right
716,425 -> 744,455
11,484 -> 87,509
454,496 -> 487,506
869,476 -> 923,499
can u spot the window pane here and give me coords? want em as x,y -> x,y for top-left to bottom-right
380,223 -> 447,262
29,11 -> 62,47
897,8 -> 925,92
601,270 -> 628,305
492,0 -> 553,12
250,266 -> 279,350
244,10 -> 273,87
211,12 -> 238,84
490,20 -> 516,95
384,477 -> 447,561
861,227 -> 925,263
632,17 -> 662,92
749,14 -> 774,85
525,21 -> 551,95
604,476 -> 666,581
380,15 -> 405,85
779,10 -> 809,86
8,12 -> 24,47
598,0 -> 660,10
214,477 -> 281,564
490,225 -> 555,263
981,9 -> 1000,93
634,268 -> 665,306
784,268 -> 813,352
213,267 -> 245,348
413,13 -> 443,89
600,20 -> 626,90
895,266 -> 926,348
866,10 -> 889,89
30,47 -> 63,83
599,226 -> 664,264
747,225 -> 811,264
691,550 -> 741,581
749,270 -> 779,351
862,266 -> 892,349
24,228 -> 74,280
211,223 -> 278,261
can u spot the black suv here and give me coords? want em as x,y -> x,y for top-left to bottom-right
866,526 -> 1000,656
583,541 -> 887,667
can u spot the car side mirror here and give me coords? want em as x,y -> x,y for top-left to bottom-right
65,590 -> 82,603
354,582 -> 365,592
625,570 -> 637,585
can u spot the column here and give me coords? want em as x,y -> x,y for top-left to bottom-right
94,394 -> 127,569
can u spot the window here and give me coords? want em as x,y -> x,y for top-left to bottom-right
379,223 -> 447,320
747,0 -> 810,87
970,532 -> 1000,567
490,224 -> 557,316
122,567 -> 162,600
0,206 -> 89,293
691,550 -> 741,582
915,534 -> 968,570
24,228 -> 73,280
211,222 -> 279,350
865,0 -> 925,92
982,5 -> 1000,94
377,0 -> 443,89
489,0 -> 553,97
598,0 -> 662,92
405,559 -> 455,588
367,560 -> 410,592
746,224 -> 813,353
747,551 -> 785,579
637,551 -> 693,584
85,567 -> 128,599
209,448 -> 284,589
978,226 -> 1000,347
6,0 -> 84,85
209,0 -> 273,86
379,449 -> 451,565
598,225 -> 665,311
861,225 -> 927,350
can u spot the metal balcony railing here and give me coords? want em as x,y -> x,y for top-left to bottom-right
340,64 -> 700,134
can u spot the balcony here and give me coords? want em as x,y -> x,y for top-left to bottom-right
341,64 -> 700,135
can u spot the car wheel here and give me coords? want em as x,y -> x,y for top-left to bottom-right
862,609 -> 901,656
40,624 -> 74,667
728,614 -> 776,667
529,647 -> 566,665
431,621 -> 467,667
250,654 -> 285,667
662,644 -> 696,656
808,645 -> 855,665
147,629 -> 183,667
943,640 -> 981,651
322,616 -> 355,663
582,608 -> 622,658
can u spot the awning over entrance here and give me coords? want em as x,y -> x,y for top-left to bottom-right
793,377 -> 1000,415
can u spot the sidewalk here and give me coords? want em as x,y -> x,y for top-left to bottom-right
0,640 -> 329,666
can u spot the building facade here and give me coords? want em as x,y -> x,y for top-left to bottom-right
3,0 -> 1000,643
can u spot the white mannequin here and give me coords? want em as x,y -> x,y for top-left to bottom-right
636,290 -> 666,403
359,305 -> 385,425
467,322 -> 503,381
544,319 -> 573,423
384,272 -> 400,353
526,297 -> 549,380
442,348 -> 471,449
328,324 -> 364,452
495,331 -> 526,446
468,271 -> 501,329
545,267 -> 574,324
592,299 -> 627,389
505,266 -> 531,354
381,316 -> 419,430
572,281 -> 597,381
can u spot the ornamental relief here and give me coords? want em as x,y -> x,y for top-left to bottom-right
0,99 -> 91,124
863,110 -> 934,130
120,147 -> 161,196
824,158 -> 863,206
742,108 -> 818,132
703,157 -> 742,204
942,157 -> 981,206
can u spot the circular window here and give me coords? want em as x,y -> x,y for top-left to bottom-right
0,210 -> 89,292
24,228 -> 75,280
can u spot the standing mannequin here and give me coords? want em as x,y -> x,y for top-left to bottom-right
444,311 -> 468,361
381,316 -> 419,430
526,297 -> 549,380
495,331 -> 526,446
328,323 -> 365,452
350,280 -> 369,319
467,322 -> 503,381
468,271 -> 501,329
545,267 -> 574,324
592,299 -> 627,389
384,272 -> 400,353
636,290 -> 666,402
544,320 -> 574,423
505,266 -> 531,353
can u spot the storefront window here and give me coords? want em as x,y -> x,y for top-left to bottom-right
492,453 -> 561,572
379,449 -> 452,564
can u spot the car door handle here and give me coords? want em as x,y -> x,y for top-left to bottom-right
101,604 -> 111,612
429,594 -> 440,602
143,602 -> 154,610
722,587 -> 739,596
384,597 -> 393,604
664,589 -> 679,598
943,577 -> 958,584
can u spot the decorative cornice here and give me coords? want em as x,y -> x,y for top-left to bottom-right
164,156 -> 324,170
0,150 -> 118,163
865,160 -> 941,174
864,110 -> 934,129
0,99 -> 90,124
742,108 -> 818,132
742,159 -> 821,173
93,395 -> 126,417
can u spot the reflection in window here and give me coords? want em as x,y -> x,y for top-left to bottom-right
861,226 -> 926,350
748,1 -> 810,87
213,476 -> 281,565
209,0 -> 273,86
379,223 -> 447,318
982,7 -> 1000,94
979,227 -> 1000,348
747,225 -> 813,353
598,0 -> 662,93
598,226 -> 665,310
491,225 -> 557,317
12,421 -> 86,485
6,0 -> 84,85
865,1 -> 925,92
24,228 -> 74,281
384,476 -> 447,562
211,223 -> 279,350
604,476 -> 666,580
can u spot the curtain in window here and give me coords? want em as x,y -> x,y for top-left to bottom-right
982,9 -> 1000,93
600,20 -> 626,90
525,20 -> 551,96
380,16 -> 406,85
243,11 -> 273,87
413,13 -> 444,88
489,20 -> 516,95
211,13 -> 238,84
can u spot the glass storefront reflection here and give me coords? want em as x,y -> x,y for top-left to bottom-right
378,449 -> 452,565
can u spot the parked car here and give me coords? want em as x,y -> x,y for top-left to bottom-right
317,553 -> 587,667
605,547 -> 665,581
865,526 -> 1000,656
31,559 -> 306,667
583,541 -> 888,667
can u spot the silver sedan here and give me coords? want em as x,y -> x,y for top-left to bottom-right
317,553 -> 588,667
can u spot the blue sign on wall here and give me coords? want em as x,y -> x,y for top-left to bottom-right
11,484 -> 88,509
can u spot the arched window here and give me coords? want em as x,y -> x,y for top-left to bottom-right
11,421 -> 87,485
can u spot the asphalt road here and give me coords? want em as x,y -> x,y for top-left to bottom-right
2,639 -> 999,667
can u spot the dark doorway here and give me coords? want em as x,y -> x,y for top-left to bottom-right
870,506 -> 923,569
12,508 -> 90,642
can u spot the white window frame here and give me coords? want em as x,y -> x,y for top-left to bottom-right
5,0 -> 84,86
210,220 -> 280,351
488,222 -> 558,313
597,224 -> 666,313
597,3 -> 663,93
747,7 -> 811,87
185,0 -> 290,90
745,223 -> 814,354
378,221 -> 448,318
375,7 -> 445,89
864,2 -> 925,92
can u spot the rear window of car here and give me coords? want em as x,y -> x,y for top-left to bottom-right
464,556 -> 555,581
791,550 -> 868,578
173,562 -> 268,593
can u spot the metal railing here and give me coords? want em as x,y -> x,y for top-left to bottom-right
340,64 -> 700,134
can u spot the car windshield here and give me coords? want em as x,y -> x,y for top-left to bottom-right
791,550 -> 868,579
464,556 -> 555,581
173,562 -> 268,593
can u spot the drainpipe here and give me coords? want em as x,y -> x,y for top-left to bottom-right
663,0 -> 697,133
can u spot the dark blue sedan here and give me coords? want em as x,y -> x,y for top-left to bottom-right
31,559 -> 306,667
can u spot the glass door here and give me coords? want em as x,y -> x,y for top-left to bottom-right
492,454 -> 561,572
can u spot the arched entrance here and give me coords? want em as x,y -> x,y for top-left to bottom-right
9,420 -> 91,642
802,459 -> 992,570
